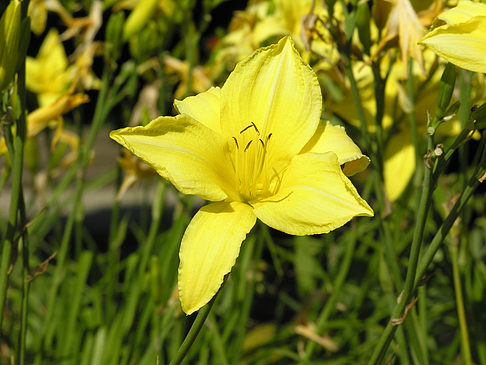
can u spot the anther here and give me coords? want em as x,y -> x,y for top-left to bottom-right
251,122 -> 260,135
240,122 -> 260,135
259,138 -> 265,147
232,136 -> 239,149
244,140 -> 253,152
267,133 -> 272,141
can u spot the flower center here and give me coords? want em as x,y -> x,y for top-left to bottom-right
227,122 -> 280,202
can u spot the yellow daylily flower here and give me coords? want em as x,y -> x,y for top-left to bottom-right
420,0 -> 486,73
375,0 -> 426,75
0,90 -> 88,156
110,37 -> 373,315
219,0 -> 341,67
26,29 -> 73,107
327,52 -> 447,201
164,56 -> 213,100
26,91 -> 89,139
116,149 -> 156,201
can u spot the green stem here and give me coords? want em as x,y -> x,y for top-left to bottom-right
345,54 -> 402,294
407,58 -> 423,198
169,294 -> 218,365
0,0 -> 30,331
43,62 -> 113,348
450,238 -> 472,365
343,55 -> 371,154
18,192 -> 29,365
368,134 -> 435,364
302,228 -> 357,361
414,136 -> 486,287
370,135 -> 486,364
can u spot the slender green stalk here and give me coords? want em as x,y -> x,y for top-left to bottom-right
368,134 -> 435,364
18,193 -> 29,365
344,54 -> 402,293
0,0 -> 30,331
169,295 -> 218,365
230,230 -> 264,365
370,135 -> 486,364
343,55 -> 371,153
43,62 -> 113,348
106,166 -> 122,321
121,181 -> 165,335
302,228 -> 357,361
415,136 -> 486,287
450,237 -> 472,365
407,58 -> 424,198
457,71 -> 472,188
184,12 -> 197,98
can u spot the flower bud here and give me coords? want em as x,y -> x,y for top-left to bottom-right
106,12 -> 125,62
122,0 -> 159,41
435,62 -> 456,120
0,0 -> 29,91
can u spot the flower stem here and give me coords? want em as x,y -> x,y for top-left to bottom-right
0,0 -> 30,332
169,294 -> 218,365
450,237 -> 473,365
42,61 -> 113,348
302,227 -> 357,361
368,134 -> 435,364
414,135 -> 486,287
18,193 -> 30,365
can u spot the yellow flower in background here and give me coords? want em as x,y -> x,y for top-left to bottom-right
420,0 -> 486,73
0,89 -> 88,156
28,0 -> 72,35
116,150 -> 156,201
26,29 -> 73,107
328,51 -> 462,201
164,56 -> 213,100
219,0 -> 340,67
111,37 -> 373,315
370,0 -> 444,76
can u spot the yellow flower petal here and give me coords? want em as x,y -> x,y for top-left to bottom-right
174,86 -> 221,134
26,29 -> 71,106
420,16 -> 486,73
221,37 -> 322,162
178,201 -> 256,314
384,133 -> 415,201
27,92 -> 89,138
110,115 -> 235,201
300,121 -> 370,176
252,152 -> 373,235
438,1 -> 486,25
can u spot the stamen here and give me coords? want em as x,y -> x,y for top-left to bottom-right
244,140 -> 253,152
232,136 -> 239,150
259,138 -> 265,148
240,121 -> 260,135
267,133 -> 272,141
251,122 -> 260,135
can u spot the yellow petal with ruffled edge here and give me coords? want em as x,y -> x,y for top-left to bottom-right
300,121 -> 370,176
252,152 -> 373,235
438,1 -> 486,25
221,37 -> 322,162
420,16 -> 486,73
179,201 -> 256,315
384,133 -> 415,201
110,115 -> 236,201
174,86 -> 221,134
